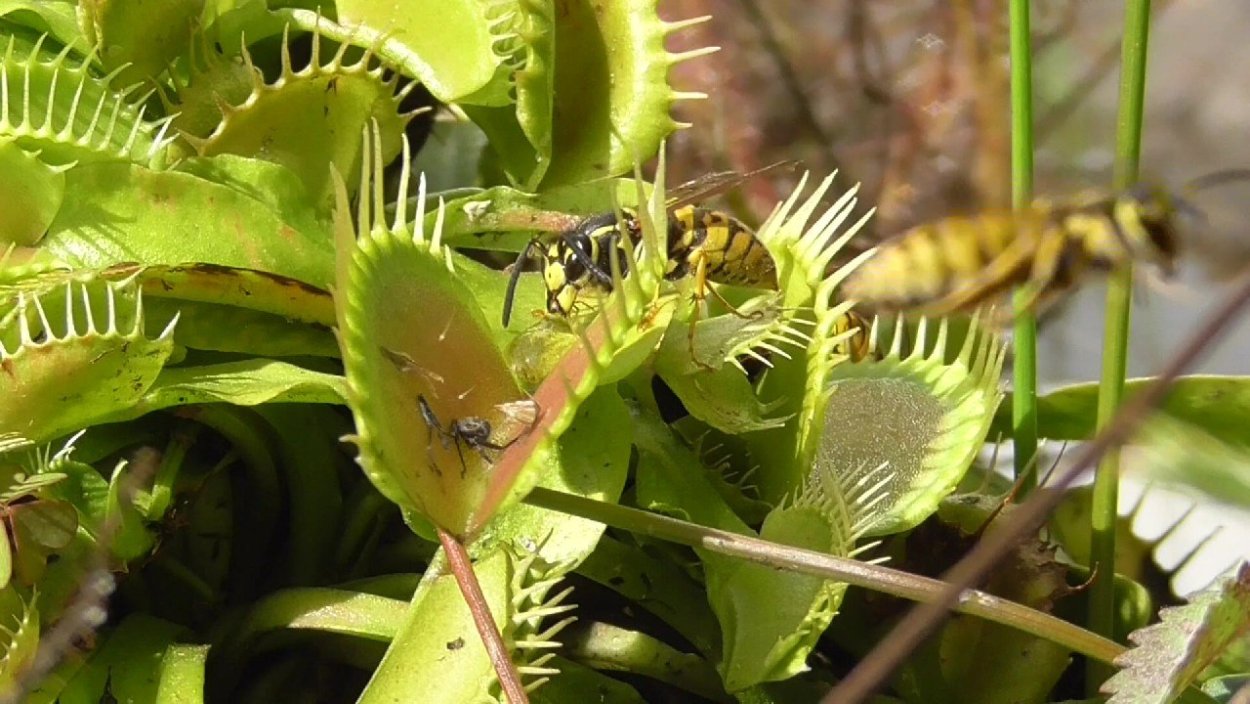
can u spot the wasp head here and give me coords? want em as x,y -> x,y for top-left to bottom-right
1119,184 -> 1181,277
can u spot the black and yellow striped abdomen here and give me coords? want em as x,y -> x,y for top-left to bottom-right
665,206 -> 777,288
841,211 -> 1040,311
840,185 -> 1183,319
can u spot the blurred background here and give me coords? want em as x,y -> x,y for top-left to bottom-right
659,0 -> 1250,594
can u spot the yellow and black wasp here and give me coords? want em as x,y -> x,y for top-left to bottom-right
500,163 -> 796,346
840,171 -> 1250,321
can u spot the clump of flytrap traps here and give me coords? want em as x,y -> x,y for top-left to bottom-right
4,3 -> 1241,703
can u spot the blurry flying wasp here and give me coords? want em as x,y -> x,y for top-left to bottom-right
841,170 -> 1250,322
500,163 -> 798,366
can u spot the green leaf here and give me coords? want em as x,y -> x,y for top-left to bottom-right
736,171 -> 875,505
104,458 -> 156,561
459,0 -> 555,187
170,156 -> 327,250
256,405 -> 347,585
141,298 -> 340,358
0,138 -> 65,246
42,459 -> 107,537
563,621 -> 725,701
540,0 -> 695,187
632,407 -> 848,691
1103,563 -> 1250,704
41,162 -> 334,288
194,27 -> 417,209
59,613 -> 187,704
231,587 -> 407,645
994,376 -> 1250,448
576,535 -> 720,658
536,657 -> 646,704
0,538 -> 11,592
9,498 -> 76,585
476,387 -> 631,567
0,585 -> 39,697
0,1 -> 85,49
333,1 -> 507,104
717,497 -> 850,691
79,0 -> 203,83
356,547 -> 511,704
654,312 -> 792,434
0,30 -> 173,166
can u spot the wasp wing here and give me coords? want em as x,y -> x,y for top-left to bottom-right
663,160 -> 801,210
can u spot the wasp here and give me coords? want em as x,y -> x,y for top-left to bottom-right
500,163 -> 796,342
840,180 -> 1217,321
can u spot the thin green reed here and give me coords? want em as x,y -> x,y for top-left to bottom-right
1009,0 -> 1038,493
1090,0 -> 1153,693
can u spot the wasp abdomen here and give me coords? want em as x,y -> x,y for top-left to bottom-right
665,206 -> 776,287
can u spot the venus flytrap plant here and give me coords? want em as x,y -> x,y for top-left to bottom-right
472,149 -> 673,532
0,139 -> 67,247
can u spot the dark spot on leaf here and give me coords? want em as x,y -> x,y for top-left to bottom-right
446,637 -> 464,651
608,575 -> 625,587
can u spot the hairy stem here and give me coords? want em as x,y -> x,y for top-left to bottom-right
524,488 -> 1123,667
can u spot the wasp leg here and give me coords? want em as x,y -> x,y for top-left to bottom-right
1014,229 -> 1071,314
684,253 -> 719,373
925,235 -> 1039,317
688,247 -> 765,321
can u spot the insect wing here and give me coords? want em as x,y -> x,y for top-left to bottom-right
663,160 -> 800,210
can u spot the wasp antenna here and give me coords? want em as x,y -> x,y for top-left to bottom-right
1182,168 -> 1250,194
502,239 -> 537,328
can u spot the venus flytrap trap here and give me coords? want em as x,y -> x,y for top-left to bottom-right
819,314 -> 1007,537
0,280 -> 178,445
333,126 -> 539,536
0,33 -> 176,168
184,23 -> 421,208
0,586 -> 37,696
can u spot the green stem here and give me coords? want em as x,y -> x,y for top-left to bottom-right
564,621 -> 729,702
1009,0 -> 1038,492
1089,0 -> 1153,692
524,488 -> 1124,666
